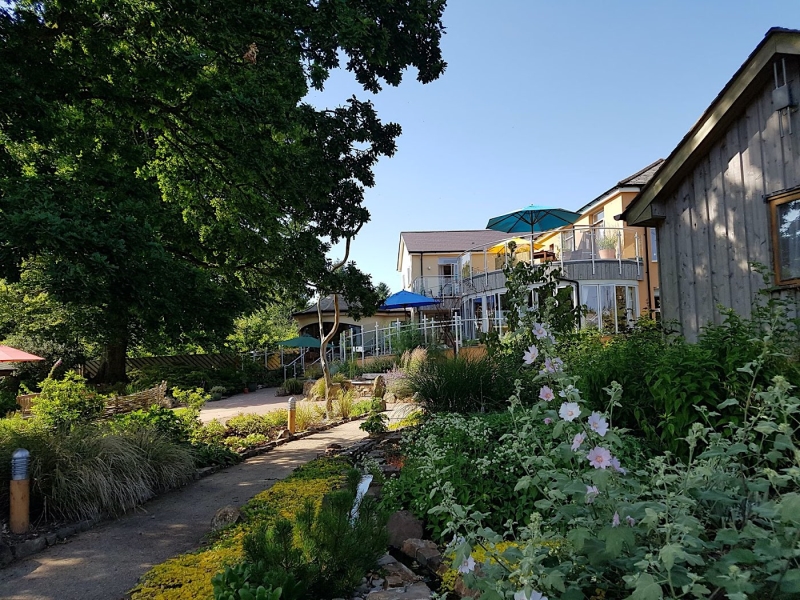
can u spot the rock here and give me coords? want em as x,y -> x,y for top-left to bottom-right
210,505 -> 242,531
386,510 -> 424,548
385,575 -> 403,588
276,428 -> 293,440
371,578 -> 384,588
376,553 -> 397,567
416,546 -> 441,569
400,539 -> 439,565
372,375 -> 386,399
366,582 -> 432,599
45,533 -> 57,546
381,465 -> 400,476
454,575 -> 481,599
383,391 -> 396,405
381,558 -> 417,583
13,536 -> 46,559
0,542 -> 13,567
366,483 -> 383,498
303,380 -> 316,398
56,524 -> 79,540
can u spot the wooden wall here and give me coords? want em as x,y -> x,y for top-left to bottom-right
657,59 -> 800,341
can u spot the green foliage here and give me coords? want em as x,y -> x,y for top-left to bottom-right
359,411 -> 388,436
409,354 -> 511,414
212,562 -> 284,600
350,399 -> 375,417
192,442 -> 241,469
388,324 -> 426,356
32,371 -> 106,431
333,389 -> 356,419
225,411 -> 288,438
110,406 -> 190,445
228,303 -> 300,353
283,378 -> 304,395
0,417 -> 195,521
127,364 -> 246,395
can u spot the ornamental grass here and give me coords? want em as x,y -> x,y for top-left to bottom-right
129,457 -> 351,600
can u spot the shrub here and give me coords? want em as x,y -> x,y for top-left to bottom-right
33,371 -> 106,431
111,406 -> 190,444
192,442 -> 241,469
384,367 -> 413,399
389,325 -> 425,356
350,399 -> 374,417
333,389 -> 355,419
192,419 -> 228,445
283,378 -> 304,395
359,412 -> 388,437
223,433 -> 270,451
225,411 -> 288,438
308,378 -> 326,400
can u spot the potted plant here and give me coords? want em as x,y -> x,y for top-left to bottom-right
597,233 -> 618,259
209,386 -> 226,401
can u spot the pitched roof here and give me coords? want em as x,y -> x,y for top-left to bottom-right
294,296 -> 403,316
400,230 -> 513,254
575,159 -> 664,214
624,27 -> 800,225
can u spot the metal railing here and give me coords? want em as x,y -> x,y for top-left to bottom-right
410,275 -> 460,298
555,226 -> 641,277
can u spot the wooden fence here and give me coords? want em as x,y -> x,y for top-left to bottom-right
16,381 -> 169,419
80,353 -> 240,379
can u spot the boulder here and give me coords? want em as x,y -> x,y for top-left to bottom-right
210,506 -> 242,531
372,375 -> 386,398
365,583 -> 432,600
383,391 -> 397,405
386,510 -> 424,548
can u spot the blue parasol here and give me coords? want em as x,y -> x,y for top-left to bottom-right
380,290 -> 440,310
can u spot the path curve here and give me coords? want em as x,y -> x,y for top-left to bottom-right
0,420 -> 369,600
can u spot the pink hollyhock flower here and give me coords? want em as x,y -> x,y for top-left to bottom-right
458,555 -> 476,574
612,512 -> 620,527
585,485 -> 599,504
587,411 -> 609,437
523,345 -> 539,365
587,446 -> 612,469
559,402 -> 580,422
543,417 -> 553,424
532,323 -> 548,339
610,456 -> 627,475
539,385 -> 555,402
571,432 -> 586,451
626,515 -> 636,527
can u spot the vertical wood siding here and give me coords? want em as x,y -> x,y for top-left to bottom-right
659,60 -> 800,340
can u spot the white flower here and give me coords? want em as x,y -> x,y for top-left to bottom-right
532,323 -> 548,339
587,411 -> 609,437
587,446 -> 612,469
626,515 -> 636,526
523,344 -> 539,365
458,555 -> 475,574
612,511 -> 620,527
515,591 -> 548,600
538,385 -> 555,402
559,402 -> 580,422
610,456 -> 627,475
571,432 -> 586,451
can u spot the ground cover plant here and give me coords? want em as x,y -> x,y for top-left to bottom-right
130,457 -> 379,600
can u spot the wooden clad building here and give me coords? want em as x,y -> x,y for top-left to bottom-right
624,27 -> 800,340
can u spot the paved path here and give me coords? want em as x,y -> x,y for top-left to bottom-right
200,387 -> 324,424
0,420 -> 369,600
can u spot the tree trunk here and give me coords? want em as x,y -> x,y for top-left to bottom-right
318,294 -> 341,418
92,337 -> 129,384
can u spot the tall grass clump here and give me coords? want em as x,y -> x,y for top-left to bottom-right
295,401 -> 325,431
409,354 -> 506,413
333,389 -> 356,419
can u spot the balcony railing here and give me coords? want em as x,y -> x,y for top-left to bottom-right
411,275 -> 460,298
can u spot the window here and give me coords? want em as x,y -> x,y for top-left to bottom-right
580,284 -> 638,333
770,191 -> 800,285
593,209 -> 605,227
650,228 -> 658,262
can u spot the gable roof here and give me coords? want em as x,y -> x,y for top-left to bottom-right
575,159 -> 664,214
624,27 -> 800,225
400,230 -> 512,254
294,295 -> 403,316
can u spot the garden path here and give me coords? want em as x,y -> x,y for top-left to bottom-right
198,387 -> 327,424
0,420 -> 370,600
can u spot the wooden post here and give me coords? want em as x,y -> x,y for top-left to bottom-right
10,479 -> 29,534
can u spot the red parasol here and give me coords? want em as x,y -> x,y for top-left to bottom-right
0,346 -> 45,362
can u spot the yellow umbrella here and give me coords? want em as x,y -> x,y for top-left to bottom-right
487,237 -> 544,253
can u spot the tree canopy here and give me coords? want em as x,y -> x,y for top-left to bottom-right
0,0 -> 447,381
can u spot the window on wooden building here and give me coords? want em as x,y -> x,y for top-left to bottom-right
769,191 -> 800,285
650,228 -> 658,262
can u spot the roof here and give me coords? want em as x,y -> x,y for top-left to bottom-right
400,230 -> 512,254
293,295 -> 403,316
624,27 -> 800,225
575,158 -> 664,214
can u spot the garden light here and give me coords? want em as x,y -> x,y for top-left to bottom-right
10,448 -> 31,534
288,397 -> 296,434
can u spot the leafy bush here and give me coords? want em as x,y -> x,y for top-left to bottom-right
192,442 -> 241,468
350,399 -> 374,417
32,371 -> 106,431
110,406 -> 191,444
383,367 -> 413,399
225,411 -> 288,438
388,324 -> 425,356
224,433 -> 270,450
192,419 -> 228,445
212,562 -> 284,600
359,412 -> 388,436
283,378 -> 304,395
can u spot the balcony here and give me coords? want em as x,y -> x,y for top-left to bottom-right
411,275 -> 460,299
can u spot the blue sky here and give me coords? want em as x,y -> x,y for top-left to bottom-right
308,1 -> 800,291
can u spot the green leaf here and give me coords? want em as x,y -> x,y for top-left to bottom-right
659,543 -> 685,571
628,573 -> 663,600
514,476 -> 532,492
717,398 -> 739,409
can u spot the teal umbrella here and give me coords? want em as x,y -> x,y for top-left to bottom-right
277,336 -> 321,348
487,204 -> 581,234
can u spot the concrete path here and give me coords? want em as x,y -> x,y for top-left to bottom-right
200,387 -> 324,424
0,420 -> 369,600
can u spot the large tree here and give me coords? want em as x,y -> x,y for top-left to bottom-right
0,0 -> 446,381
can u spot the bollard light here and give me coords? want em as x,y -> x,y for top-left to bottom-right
287,396 -> 297,411
11,448 -> 29,480
10,448 -> 30,534
287,396 -> 297,434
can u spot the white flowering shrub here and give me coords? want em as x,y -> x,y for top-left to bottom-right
417,327 -> 800,600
